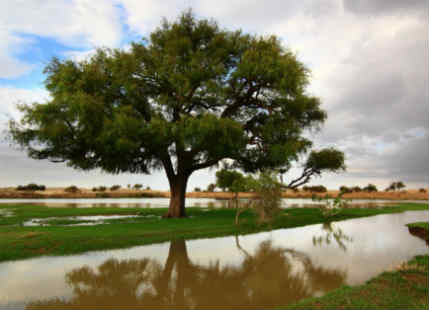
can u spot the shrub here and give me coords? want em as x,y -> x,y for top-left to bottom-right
146,186 -> 151,190
16,183 -> 46,191
339,186 -> 352,194
206,183 -> 216,192
110,185 -> 121,191
352,186 -> 362,192
363,183 -> 378,192
419,188 -> 427,193
133,184 -> 143,190
92,186 -> 106,192
303,185 -> 327,193
194,187 -> 201,192
64,185 -> 79,193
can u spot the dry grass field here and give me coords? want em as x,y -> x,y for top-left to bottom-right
0,187 -> 427,200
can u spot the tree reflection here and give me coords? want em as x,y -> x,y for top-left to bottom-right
28,238 -> 346,309
312,222 -> 353,251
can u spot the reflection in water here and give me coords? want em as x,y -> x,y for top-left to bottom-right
312,222 -> 353,251
28,239 -> 345,308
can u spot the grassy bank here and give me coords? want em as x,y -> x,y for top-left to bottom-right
0,203 -> 427,262
287,255 -> 428,309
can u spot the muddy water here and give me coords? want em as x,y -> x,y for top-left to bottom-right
0,197 -> 420,209
1,211 -> 428,309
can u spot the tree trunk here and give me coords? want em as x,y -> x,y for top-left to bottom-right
164,174 -> 189,218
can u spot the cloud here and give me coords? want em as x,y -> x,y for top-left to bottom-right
0,0 -> 123,79
0,1 -> 427,189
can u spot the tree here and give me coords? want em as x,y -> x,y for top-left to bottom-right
9,10 -> 342,218
133,184 -> 143,190
363,183 -> 377,192
206,183 -> 216,192
396,181 -> 406,191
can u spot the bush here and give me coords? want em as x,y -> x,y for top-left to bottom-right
110,185 -> 121,191
16,183 -> 46,191
363,183 -> 378,192
339,186 -> 352,194
352,186 -> 362,192
146,186 -> 151,190
133,184 -> 143,190
206,183 -> 216,192
419,188 -> 427,193
303,185 -> 327,193
194,187 -> 201,192
92,186 -> 106,192
64,185 -> 79,193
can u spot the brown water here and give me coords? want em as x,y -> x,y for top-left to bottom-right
1,211 -> 428,309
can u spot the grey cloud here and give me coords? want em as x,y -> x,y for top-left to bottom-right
343,0 -> 426,16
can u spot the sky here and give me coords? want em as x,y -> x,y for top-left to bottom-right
0,0 -> 427,191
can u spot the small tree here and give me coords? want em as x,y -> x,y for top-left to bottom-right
396,181 -> 406,191
216,168 -> 247,209
251,172 -> 282,223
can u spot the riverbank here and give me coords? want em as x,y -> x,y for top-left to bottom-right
0,202 -> 426,262
288,221 -> 429,309
0,187 -> 428,200
288,255 -> 428,309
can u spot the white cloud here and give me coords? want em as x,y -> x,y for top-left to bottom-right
0,0 -> 123,78
0,86 -> 49,124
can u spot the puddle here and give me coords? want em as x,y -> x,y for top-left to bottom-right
22,215 -> 141,226
1,210 -> 428,308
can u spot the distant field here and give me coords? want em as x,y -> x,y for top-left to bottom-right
0,187 -> 428,200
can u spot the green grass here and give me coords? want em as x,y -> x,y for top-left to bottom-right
407,221 -> 429,230
0,203 -> 427,262
286,255 -> 428,309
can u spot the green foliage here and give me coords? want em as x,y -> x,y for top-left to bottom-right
215,169 -> 246,193
302,185 -> 327,193
64,185 -> 79,193
8,10 -> 345,216
363,183 -> 378,192
386,181 -> 406,192
194,187 -> 201,192
92,186 -> 107,192
313,194 -> 349,218
133,184 -> 143,190
16,183 -> 46,191
251,171 -> 282,223
206,183 -> 216,192
110,185 -> 121,191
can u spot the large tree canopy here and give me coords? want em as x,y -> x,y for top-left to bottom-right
9,11 -> 343,217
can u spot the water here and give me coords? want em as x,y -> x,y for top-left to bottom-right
1,210 -> 427,308
22,215 -> 143,227
0,197 -> 423,209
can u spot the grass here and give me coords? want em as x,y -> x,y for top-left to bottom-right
286,255 -> 428,309
0,203 -> 427,262
407,221 -> 429,230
